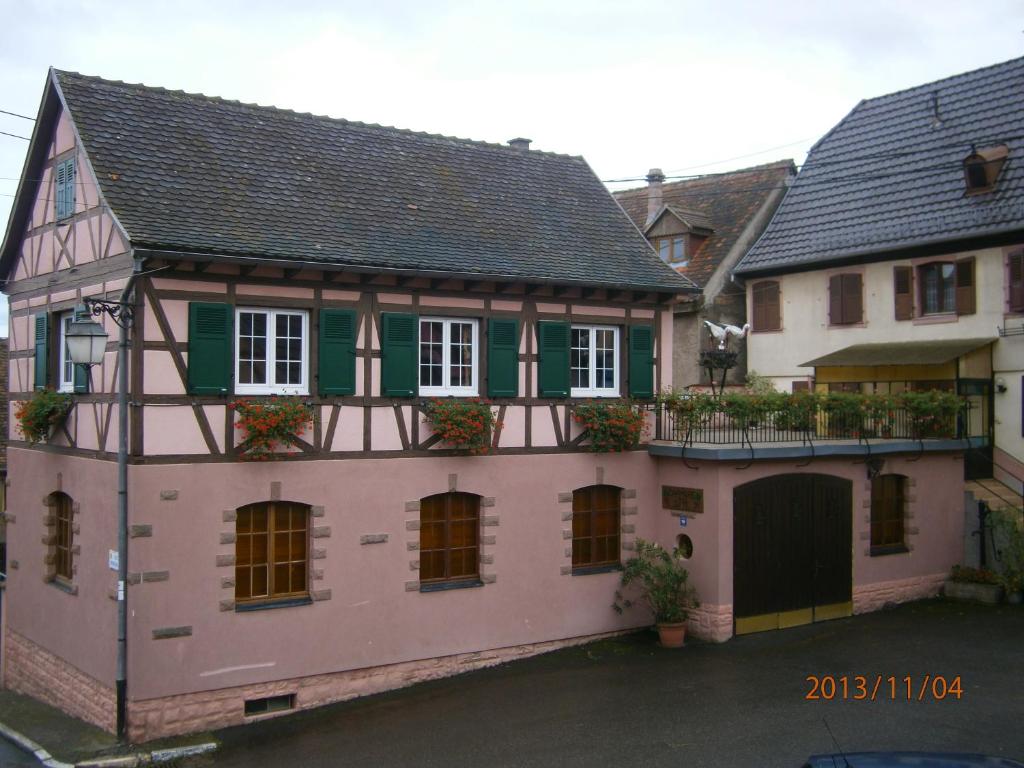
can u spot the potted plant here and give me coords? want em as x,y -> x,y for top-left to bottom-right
230,398 -> 314,461
613,538 -> 698,647
422,398 -> 497,455
944,565 -> 1004,605
572,400 -> 647,452
15,390 -> 73,444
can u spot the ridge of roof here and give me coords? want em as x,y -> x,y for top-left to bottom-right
857,54 -> 1024,106
52,69 -> 583,162
612,159 -> 795,196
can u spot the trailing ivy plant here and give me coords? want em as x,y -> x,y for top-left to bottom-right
15,390 -> 73,444
230,398 -> 314,461
572,400 -> 647,452
423,398 -> 498,455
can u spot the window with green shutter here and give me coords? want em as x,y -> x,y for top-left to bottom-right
34,313 -> 49,390
487,318 -> 518,397
318,308 -> 357,395
187,302 -> 233,395
628,324 -> 654,398
538,321 -> 570,398
55,157 -> 76,220
381,312 -> 418,397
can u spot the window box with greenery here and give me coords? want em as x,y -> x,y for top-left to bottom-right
572,401 -> 647,452
613,538 -> 698,648
943,566 -> 1003,605
423,398 -> 497,455
16,390 -> 73,444
230,398 -> 314,461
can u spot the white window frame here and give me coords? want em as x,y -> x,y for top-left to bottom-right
234,308 -> 310,396
57,311 -> 76,393
418,317 -> 479,397
570,324 -> 620,398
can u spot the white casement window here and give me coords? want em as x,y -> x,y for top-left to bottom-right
235,308 -> 309,395
419,317 -> 479,397
57,311 -> 76,393
571,325 -> 619,397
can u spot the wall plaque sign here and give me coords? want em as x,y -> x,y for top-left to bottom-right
662,486 -> 703,515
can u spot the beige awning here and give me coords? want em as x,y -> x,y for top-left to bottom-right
801,338 -> 997,367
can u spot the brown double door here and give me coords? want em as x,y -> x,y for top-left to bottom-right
733,474 -> 852,635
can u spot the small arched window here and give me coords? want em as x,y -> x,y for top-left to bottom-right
572,485 -> 621,570
420,492 -> 480,585
235,501 -> 310,603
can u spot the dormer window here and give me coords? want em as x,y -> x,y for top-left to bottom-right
963,145 -> 1008,194
656,236 -> 687,266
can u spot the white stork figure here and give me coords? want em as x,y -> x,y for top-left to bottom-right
724,323 -> 751,342
703,320 -> 729,350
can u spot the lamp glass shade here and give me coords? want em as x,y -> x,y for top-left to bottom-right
66,318 -> 109,366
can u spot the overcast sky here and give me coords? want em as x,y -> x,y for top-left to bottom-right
1,0 -> 1022,336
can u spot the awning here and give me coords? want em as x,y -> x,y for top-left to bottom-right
801,338 -> 997,367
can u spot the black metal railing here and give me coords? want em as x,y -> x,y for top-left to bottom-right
652,402 -> 975,446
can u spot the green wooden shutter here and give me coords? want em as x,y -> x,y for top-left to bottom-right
54,162 -> 66,220
487,318 -> 519,398
318,308 -> 357,395
33,313 -> 49,390
628,324 -> 654,398
73,362 -> 88,393
187,302 -> 233,395
537,321 -> 570,398
381,312 -> 418,397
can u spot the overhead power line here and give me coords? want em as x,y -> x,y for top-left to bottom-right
0,130 -> 30,141
0,109 -> 35,121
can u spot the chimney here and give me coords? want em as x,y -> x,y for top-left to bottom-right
645,168 -> 665,226
507,137 -> 532,152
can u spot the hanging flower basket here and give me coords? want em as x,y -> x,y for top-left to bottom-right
15,390 -> 73,444
423,398 -> 498,455
230,398 -> 314,461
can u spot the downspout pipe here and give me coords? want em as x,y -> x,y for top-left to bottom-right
116,254 -> 143,741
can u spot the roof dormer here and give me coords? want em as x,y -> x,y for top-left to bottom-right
963,144 -> 1008,195
643,205 -> 714,267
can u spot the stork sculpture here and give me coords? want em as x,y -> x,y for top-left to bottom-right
703,320 -> 751,350
700,320 -> 751,396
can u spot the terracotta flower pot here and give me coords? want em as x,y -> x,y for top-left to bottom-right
656,621 -> 687,648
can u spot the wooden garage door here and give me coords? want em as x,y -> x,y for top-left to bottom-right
733,474 -> 852,635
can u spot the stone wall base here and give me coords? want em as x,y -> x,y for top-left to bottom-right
3,628 -> 115,733
688,603 -> 732,643
852,573 -> 946,614
128,628 -> 632,742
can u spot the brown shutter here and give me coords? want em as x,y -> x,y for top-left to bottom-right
1009,251 -> 1024,312
762,281 -> 780,330
828,275 -> 842,324
955,257 -> 975,315
752,283 -> 765,330
894,266 -> 913,320
842,273 -> 863,324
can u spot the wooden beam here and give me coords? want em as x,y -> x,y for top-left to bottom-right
581,287 -> 599,299
497,281 -> 519,294
430,278 -> 447,290
239,264 -> 259,277
283,268 -> 301,280
193,260 -> 212,273
554,285 -> 574,298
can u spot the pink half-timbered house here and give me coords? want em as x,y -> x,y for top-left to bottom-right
0,70 -> 699,740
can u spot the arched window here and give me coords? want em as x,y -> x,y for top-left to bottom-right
870,475 -> 907,554
48,491 -> 74,581
420,492 -> 480,585
572,485 -> 621,570
235,501 -> 310,603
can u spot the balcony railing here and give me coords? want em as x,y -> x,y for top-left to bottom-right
651,398 -> 978,447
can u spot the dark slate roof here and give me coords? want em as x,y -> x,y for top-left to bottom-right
801,338 -> 996,368
736,56 -> 1024,276
614,161 -> 794,287
18,70 -> 696,292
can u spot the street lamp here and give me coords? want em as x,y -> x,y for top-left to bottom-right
66,293 -> 136,741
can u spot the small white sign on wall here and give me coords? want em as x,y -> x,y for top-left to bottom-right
108,549 -> 119,571
679,516 -> 688,528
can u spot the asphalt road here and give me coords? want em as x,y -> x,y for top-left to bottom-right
0,738 -> 34,767
186,600 -> 1024,768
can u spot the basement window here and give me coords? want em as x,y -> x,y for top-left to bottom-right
244,693 -> 296,716
963,145 -> 1008,194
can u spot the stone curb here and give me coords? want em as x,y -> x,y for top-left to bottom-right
0,719 -> 73,768
0,717 -> 217,768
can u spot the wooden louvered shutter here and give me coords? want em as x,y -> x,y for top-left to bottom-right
956,257 -> 976,316
54,162 -> 66,220
487,318 -> 519,397
1010,251 -> 1024,312
537,321 -> 570,398
754,281 -> 781,331
628,324 -> 654,398
894,266 -> 913,320
843,273 -> 863,324
73,360 -> 88,393
187,302 -> 233,395
33,313 -> 49,390
828,275 -> 842,325
381,313 -> 418,397
318,309 -> 357,395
